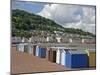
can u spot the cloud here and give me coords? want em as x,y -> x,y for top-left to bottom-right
82,6 -> 96,24
63,21 -> 95,34
37,4 -> 96,34
37,4 -> 60,19
38,4 -> 81,23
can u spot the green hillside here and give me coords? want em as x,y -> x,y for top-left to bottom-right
12,9 -> 95,38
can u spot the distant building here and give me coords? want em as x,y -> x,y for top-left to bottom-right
56,37 -> 61,43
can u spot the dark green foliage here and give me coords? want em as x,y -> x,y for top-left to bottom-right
12,9 -> 95,38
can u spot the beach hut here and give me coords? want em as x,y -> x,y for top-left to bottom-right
35,45 -> 39,56
48,49 -> 56,63
33,45 -> 37,56
24,44 -> 28,53
35,45 -> 46,58
47,47 -> 67,64
49,47 -> 59,63
85,49 -> 96,67
39,47 -> 46,58
65,50 -> 88,68
60,49 -> 70,66
60,48 -> 77,66
56,49 -> 61,64
46,47 -> 50,60
16,43 -> 26,52
23,43 -> 32,53
46,47 -> 57,63
27,43 -> 33,54
56,47 -> 67,64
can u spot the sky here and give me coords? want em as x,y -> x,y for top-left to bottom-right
12,1 -> 44,13
12,1 -> 96,34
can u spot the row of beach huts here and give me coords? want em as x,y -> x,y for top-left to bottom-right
16,43 -> 96,69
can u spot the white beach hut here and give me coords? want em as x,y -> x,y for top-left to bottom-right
27,43 -> 33,54
35,45 -> 39,56
60,49 -> 67,65
50,47 -> 67,64
16,43 -> 27,52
